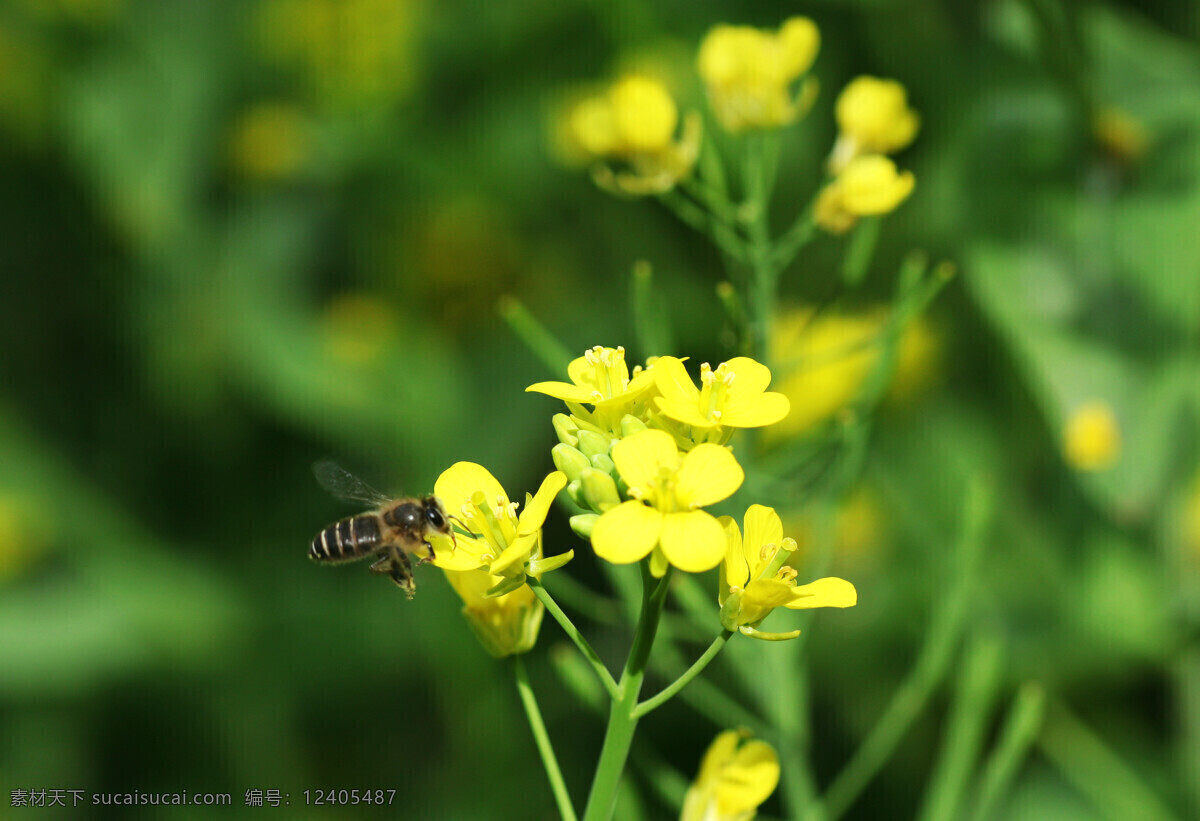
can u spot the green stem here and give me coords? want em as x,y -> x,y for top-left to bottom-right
514,655 -> 579,821
808,478 -> 992,821
530,577 -> 619,699
497,296 -> 574,378
1039,700 -> 1181,821
968,682 -> 1046,821
582,565 -> 673,821
917,631 -> 1005,821
635,631 -> 733,718
743,133 -> 778,365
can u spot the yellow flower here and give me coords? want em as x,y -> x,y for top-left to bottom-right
1063,401 -> 1121,471
321,293 -> 399,365
443,566 -> 544,658
815,154 -> 915,234
829,76 -> 920,172
1093,106 -> 1150,165
652,356 -> 790,446
565,76 -> 700,195
680,730 -> 780,821
697,17 -> 820,133
432,463 -> 570,584
719,506 -> 857,640
256,0 -> 418,111
228,102 -> 309,182
591,430 -> 743,576
768,308 -> 939,438
527,345 -> 659,437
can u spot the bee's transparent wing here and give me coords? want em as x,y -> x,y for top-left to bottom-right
312,460 -> 392,507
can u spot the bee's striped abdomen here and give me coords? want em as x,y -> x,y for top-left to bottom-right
309,515 -> 382,562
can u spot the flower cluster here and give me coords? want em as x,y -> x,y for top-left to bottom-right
816,76 -> 919,234
562,76 -> 701,195
697,17 -> 820,133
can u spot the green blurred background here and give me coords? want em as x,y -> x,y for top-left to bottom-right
2,0 -> 1199,818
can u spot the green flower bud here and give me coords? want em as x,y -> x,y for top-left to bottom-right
566,478 -> 585,507
620,414 -> 648,437
570,513 -> 600,539
589,453 -> 616,475
552,413 -> 580,447
552,442 -> 591,482
580,467 -> 622,511
577,429 -> 611,460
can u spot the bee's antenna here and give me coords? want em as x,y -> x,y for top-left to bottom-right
448,514 -> 471,548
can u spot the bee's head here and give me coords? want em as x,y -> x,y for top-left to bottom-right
423,497 -> 455,545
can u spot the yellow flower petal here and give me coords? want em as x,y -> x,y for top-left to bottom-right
721,391 -> 791,427
715,739 -> 780,815
741,504 -> 783,575
611,429 -> 680,495
720,516 -> 747,591
592,501 -> 662,564
654,396 -> 715,428
525,380 -> 597,403
745,577 -> 800,610
652,355 -> 700,404
431,534 -> 489,571
490,532 -> 540,577
517,471 -> 567,535
435,462 -> 509,516
723,357 -> 772,395
675,444 -> 744,508
660,510 -> 726,573
784,576 -> 858,609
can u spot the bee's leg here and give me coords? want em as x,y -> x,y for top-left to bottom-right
390,550 -> 417,599
419,539 -> 436,564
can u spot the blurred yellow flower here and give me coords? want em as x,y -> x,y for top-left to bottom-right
256,0 -> 419,110
0,496 -> 51,583
591,430 -> 743,576
815,155 -> 915,234
564,76 -> 700,195
718,505 -> 857,639
680,730 -> 779,821
322,293 -> 399,365
768,308 -> 938,438
443,566 -> 544,658
1183,471 -> 1200,558
652,356 -> 789,446
1063,401 -> 1122,471
1093,106 -> 1150,165
228,102 -> 309,181
830,76 -> 920,172
697,17 -> 820,133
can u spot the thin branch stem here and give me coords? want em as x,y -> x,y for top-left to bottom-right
514,655 -> 579,821
530,577 -> 619,699
635,631 -> 733,718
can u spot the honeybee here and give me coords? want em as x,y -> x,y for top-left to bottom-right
309,460 -> 456,598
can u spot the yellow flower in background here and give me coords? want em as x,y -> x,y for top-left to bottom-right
228,102 -> 309,182
1183,471 -> 1200,559
697,17 -> 820,133
1063,401 -> 1122,471
0,496 -> 51,583
432,463 -> 570,582
815,155 -> 915,234
564,76 -> 701,195
1093,106 -> 1151,165
767,308 -> 939,439
829,76 -> 920,172
719,505 -> 857,640
256,0 -> 419,111
680,730 -> 780,821
443,566 -> 544,658
652,356 -> 790,446
322,293 -> 399,366
591,430 -> 743,576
